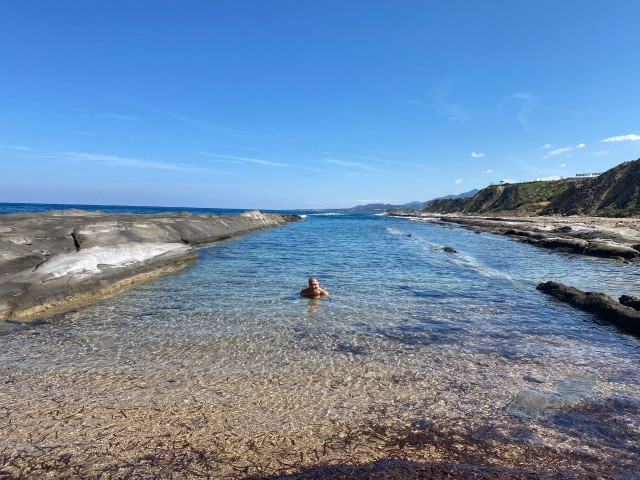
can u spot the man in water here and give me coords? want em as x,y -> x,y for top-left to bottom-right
300,277 -> 329,297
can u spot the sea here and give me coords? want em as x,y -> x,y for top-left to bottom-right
1,202 -> 639,476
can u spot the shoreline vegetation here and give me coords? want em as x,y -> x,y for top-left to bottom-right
0,209 -> 301,322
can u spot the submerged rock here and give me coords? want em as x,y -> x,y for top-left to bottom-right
442,246 -> 457,253
537,281 -> 640,336
505,375 -> 596,420
619,294 -> 640,311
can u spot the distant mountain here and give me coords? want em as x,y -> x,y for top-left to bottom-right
349,189 -> 480,212
433,188 -> 480,201
421,158 -> 640,217
348,201 -> 426,212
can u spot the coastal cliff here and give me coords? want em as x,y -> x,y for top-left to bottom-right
420,158 -> 640,217
0,209 -> 301,321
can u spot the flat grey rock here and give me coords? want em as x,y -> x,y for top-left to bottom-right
0,209 -> 301,321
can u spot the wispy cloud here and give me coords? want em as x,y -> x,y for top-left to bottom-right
558,163 -> 566,168
1,144 -> 215,173
484,169 -> 494,174
601,134 -> 640,142
432,81 -> 471,122
323,158 -> 394,175
197,151 -> 287,167
205,143 -> 260,152
354,155 -> 422,168
542,144 -> 554,149
471,151 -> 484,158
0,144 -> 32,151
454,178 -> 463,185
102,114 -> 141,121
74,130 -> 93,136
114,97 -> 235,133
507,92 -> 535,128
543,143 -> 586,158
592,150 -> 610,156
61,151 -> 210,172
546,147 -> 573,157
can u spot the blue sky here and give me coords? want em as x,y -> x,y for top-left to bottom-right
1,1 -> 639,209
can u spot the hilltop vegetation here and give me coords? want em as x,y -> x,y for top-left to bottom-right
543,159 -> 640,217
421,158 -> 640,217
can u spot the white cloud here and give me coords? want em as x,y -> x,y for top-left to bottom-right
544,146 -> 575,158
484,169 -> 494,174
454,178 -> 463,184
601,134 -> 640,143
576,143 -> 586,149
542,144 -> 554,149
558,163 -> 566,168
198,151 -> 287,167
501,178 -> 516,184
471,151 -> 485,158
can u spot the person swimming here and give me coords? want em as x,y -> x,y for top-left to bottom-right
300,277 -> 329,297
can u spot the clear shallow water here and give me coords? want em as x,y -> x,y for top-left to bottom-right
1,210 -> 639,477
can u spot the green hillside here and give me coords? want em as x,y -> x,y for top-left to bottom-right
421,158 -> 640,217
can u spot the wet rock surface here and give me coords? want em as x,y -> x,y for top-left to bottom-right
388,213 -> 640,262
537,281 -> 640,336
0,209 -> 300,321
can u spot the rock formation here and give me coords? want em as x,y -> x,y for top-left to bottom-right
537,281 -> 640,336
417,158 -> 640,218
0,209 -> 301,321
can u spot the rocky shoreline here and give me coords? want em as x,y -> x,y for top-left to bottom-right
0,209 -> 301,321
388,212 -> 640,262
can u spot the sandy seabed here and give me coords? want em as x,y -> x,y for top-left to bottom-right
1,332 -> 638,479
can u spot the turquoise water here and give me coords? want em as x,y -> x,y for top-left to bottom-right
1,210 -> 639,476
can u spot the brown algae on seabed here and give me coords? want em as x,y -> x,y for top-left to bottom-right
1,316 -> 638,478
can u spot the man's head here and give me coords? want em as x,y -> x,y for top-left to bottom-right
308,277 -> 320,289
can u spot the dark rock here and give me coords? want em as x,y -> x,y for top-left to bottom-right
583,241 -> 639,260
537,281 -> 640,336
443,247 -> 457,253
536,237 -> 588,253
619,295 -> 640,311
522,375 -> 545,384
